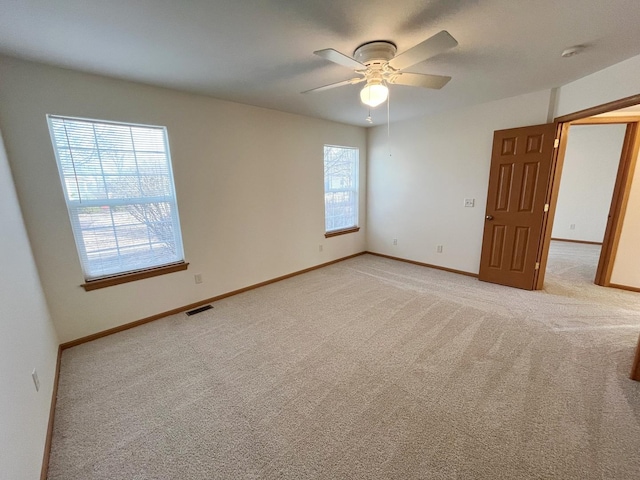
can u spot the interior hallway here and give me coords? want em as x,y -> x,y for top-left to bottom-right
544,240 -> 639,309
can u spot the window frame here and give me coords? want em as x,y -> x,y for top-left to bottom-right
46,114 -> 187,290
323,144 -> 360,237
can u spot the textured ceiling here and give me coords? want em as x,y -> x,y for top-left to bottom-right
1,0 -> 640,126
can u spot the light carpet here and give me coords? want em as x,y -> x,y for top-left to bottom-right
47,242 -> 640,479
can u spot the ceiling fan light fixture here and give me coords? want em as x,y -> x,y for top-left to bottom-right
360,82 -> 388,108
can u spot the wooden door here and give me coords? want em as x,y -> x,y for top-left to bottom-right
479,123 -> 556,290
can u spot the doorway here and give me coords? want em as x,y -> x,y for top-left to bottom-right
536,95 -> 640,292
547,122 -> 627,286
477,95 -> 640,292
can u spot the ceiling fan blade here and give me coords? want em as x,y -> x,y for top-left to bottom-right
388,30 -> 458,71
388,72 -> 452,89
301,77 -> 365,94
314,48 -> 365,69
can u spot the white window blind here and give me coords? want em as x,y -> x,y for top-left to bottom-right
324,145 -> 359,232
47,115 -> 185,281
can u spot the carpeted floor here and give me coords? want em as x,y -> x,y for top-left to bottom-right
47,242 -> 640,479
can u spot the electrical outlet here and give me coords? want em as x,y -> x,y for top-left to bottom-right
393,238 -> 398,245
319,244 -> 323,252
570,224 -> 576,230
437,245 -> 443,253
464,198 -> 475,207
32,369 -> 40,392
194,274 -> 203,284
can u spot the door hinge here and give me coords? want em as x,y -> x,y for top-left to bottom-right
544,203 -> 549,212
535,262 -> 540,270
554,138 -> 560,148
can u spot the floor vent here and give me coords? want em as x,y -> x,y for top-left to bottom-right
185,305 -> 213,316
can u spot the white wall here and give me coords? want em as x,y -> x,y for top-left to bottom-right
552,124 -> 625,243
0,56 -> 367,343
610,156 -> 640,288
366,90 -> 551,274
555,53 -> 640,118
0,131 -> 59,479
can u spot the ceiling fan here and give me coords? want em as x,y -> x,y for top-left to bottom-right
303,30 -> 458,108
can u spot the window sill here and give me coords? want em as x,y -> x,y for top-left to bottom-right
81,262 -> 189,291
325,227 -> 360,238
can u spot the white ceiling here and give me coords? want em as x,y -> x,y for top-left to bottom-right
1,0 -> 640,127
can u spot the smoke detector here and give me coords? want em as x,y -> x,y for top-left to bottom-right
561,46 -> 584,58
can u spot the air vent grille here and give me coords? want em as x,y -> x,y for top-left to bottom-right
185,305 -> 213,316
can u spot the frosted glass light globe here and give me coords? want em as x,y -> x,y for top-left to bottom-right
360,83 -> 389,107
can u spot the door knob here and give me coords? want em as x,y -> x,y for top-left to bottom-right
486,215 -> 494,220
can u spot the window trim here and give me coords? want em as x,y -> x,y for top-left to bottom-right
324,227 -> 360,238
81,262 -> 189,291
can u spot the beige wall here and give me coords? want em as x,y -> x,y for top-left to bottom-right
552,124 -> 625,243
610,157 -> 640,288
366,90 -> 552,274
0,131 -> 59,479
0,56 -> 367,343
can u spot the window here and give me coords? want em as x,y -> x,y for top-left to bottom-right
47,115 -> 185,288
324,145 -> 359,236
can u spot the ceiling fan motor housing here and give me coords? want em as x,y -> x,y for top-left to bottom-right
353,41 -> 397,66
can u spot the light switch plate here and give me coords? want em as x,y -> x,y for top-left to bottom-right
464,198 -> 475,207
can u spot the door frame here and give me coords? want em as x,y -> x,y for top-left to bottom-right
534,93 -> 640,289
